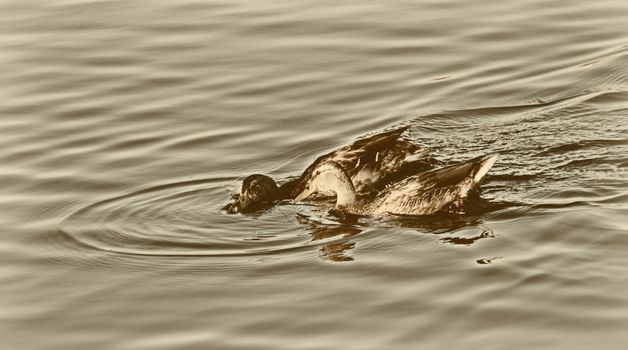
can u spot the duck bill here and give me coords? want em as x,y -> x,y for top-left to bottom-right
224,201 -> 240,214
294,188 -> 314,202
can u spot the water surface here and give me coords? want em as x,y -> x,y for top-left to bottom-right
1,1 -> 628,349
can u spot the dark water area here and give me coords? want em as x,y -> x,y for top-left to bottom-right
1,1 -> 628,349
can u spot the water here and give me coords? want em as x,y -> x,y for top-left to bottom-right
1,1 -> 628,349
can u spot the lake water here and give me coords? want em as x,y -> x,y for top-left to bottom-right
1,1 -> 628,349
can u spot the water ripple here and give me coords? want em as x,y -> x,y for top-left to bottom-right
60,177 -> 344,258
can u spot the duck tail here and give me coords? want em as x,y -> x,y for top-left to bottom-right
417,153 -> 497,189
472,154 -> 498,183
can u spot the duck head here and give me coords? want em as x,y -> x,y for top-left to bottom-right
294,162 -> 356,205
227,174 -> 280,213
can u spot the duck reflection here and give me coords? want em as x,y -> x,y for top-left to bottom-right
476,256 -> 503,265
295,213 -> 362,262
381,194 -> 510,246
296,199 -> 502,262
381,211 -> 494,246
293,196 -> 506,262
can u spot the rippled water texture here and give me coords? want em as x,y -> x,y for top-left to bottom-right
1,1 -> 628,349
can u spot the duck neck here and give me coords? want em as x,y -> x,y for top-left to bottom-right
278,178 -> 300,199
331,170 -> 357,207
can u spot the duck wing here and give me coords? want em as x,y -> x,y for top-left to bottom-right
378,154 -> 497,215
324,126 -> 435,193
324,125 -> 412,170
287,126 -> 414,196
351,140 -> 435,195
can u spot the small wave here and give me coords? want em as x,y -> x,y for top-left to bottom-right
537,139 -> 628,156
486,173 -> 539,182
417,91 -> 615,122
553,157 -> 627,169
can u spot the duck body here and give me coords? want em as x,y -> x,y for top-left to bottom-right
227,126 -> 433,213
294,154 -> 498,216
294,126 -> 433,197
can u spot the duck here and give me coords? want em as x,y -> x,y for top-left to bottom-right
294,154 -> 498,216
226,126 -> 435,213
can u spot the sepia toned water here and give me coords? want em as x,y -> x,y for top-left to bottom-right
1,1 -> 628,349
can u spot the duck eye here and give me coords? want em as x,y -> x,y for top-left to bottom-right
315,170 -> 320,176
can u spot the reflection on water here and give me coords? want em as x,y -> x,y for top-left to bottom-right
296,204 -> 500,262
1,0 -> 628,349
296,213 -> 362,262
476,256 -> 502,265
